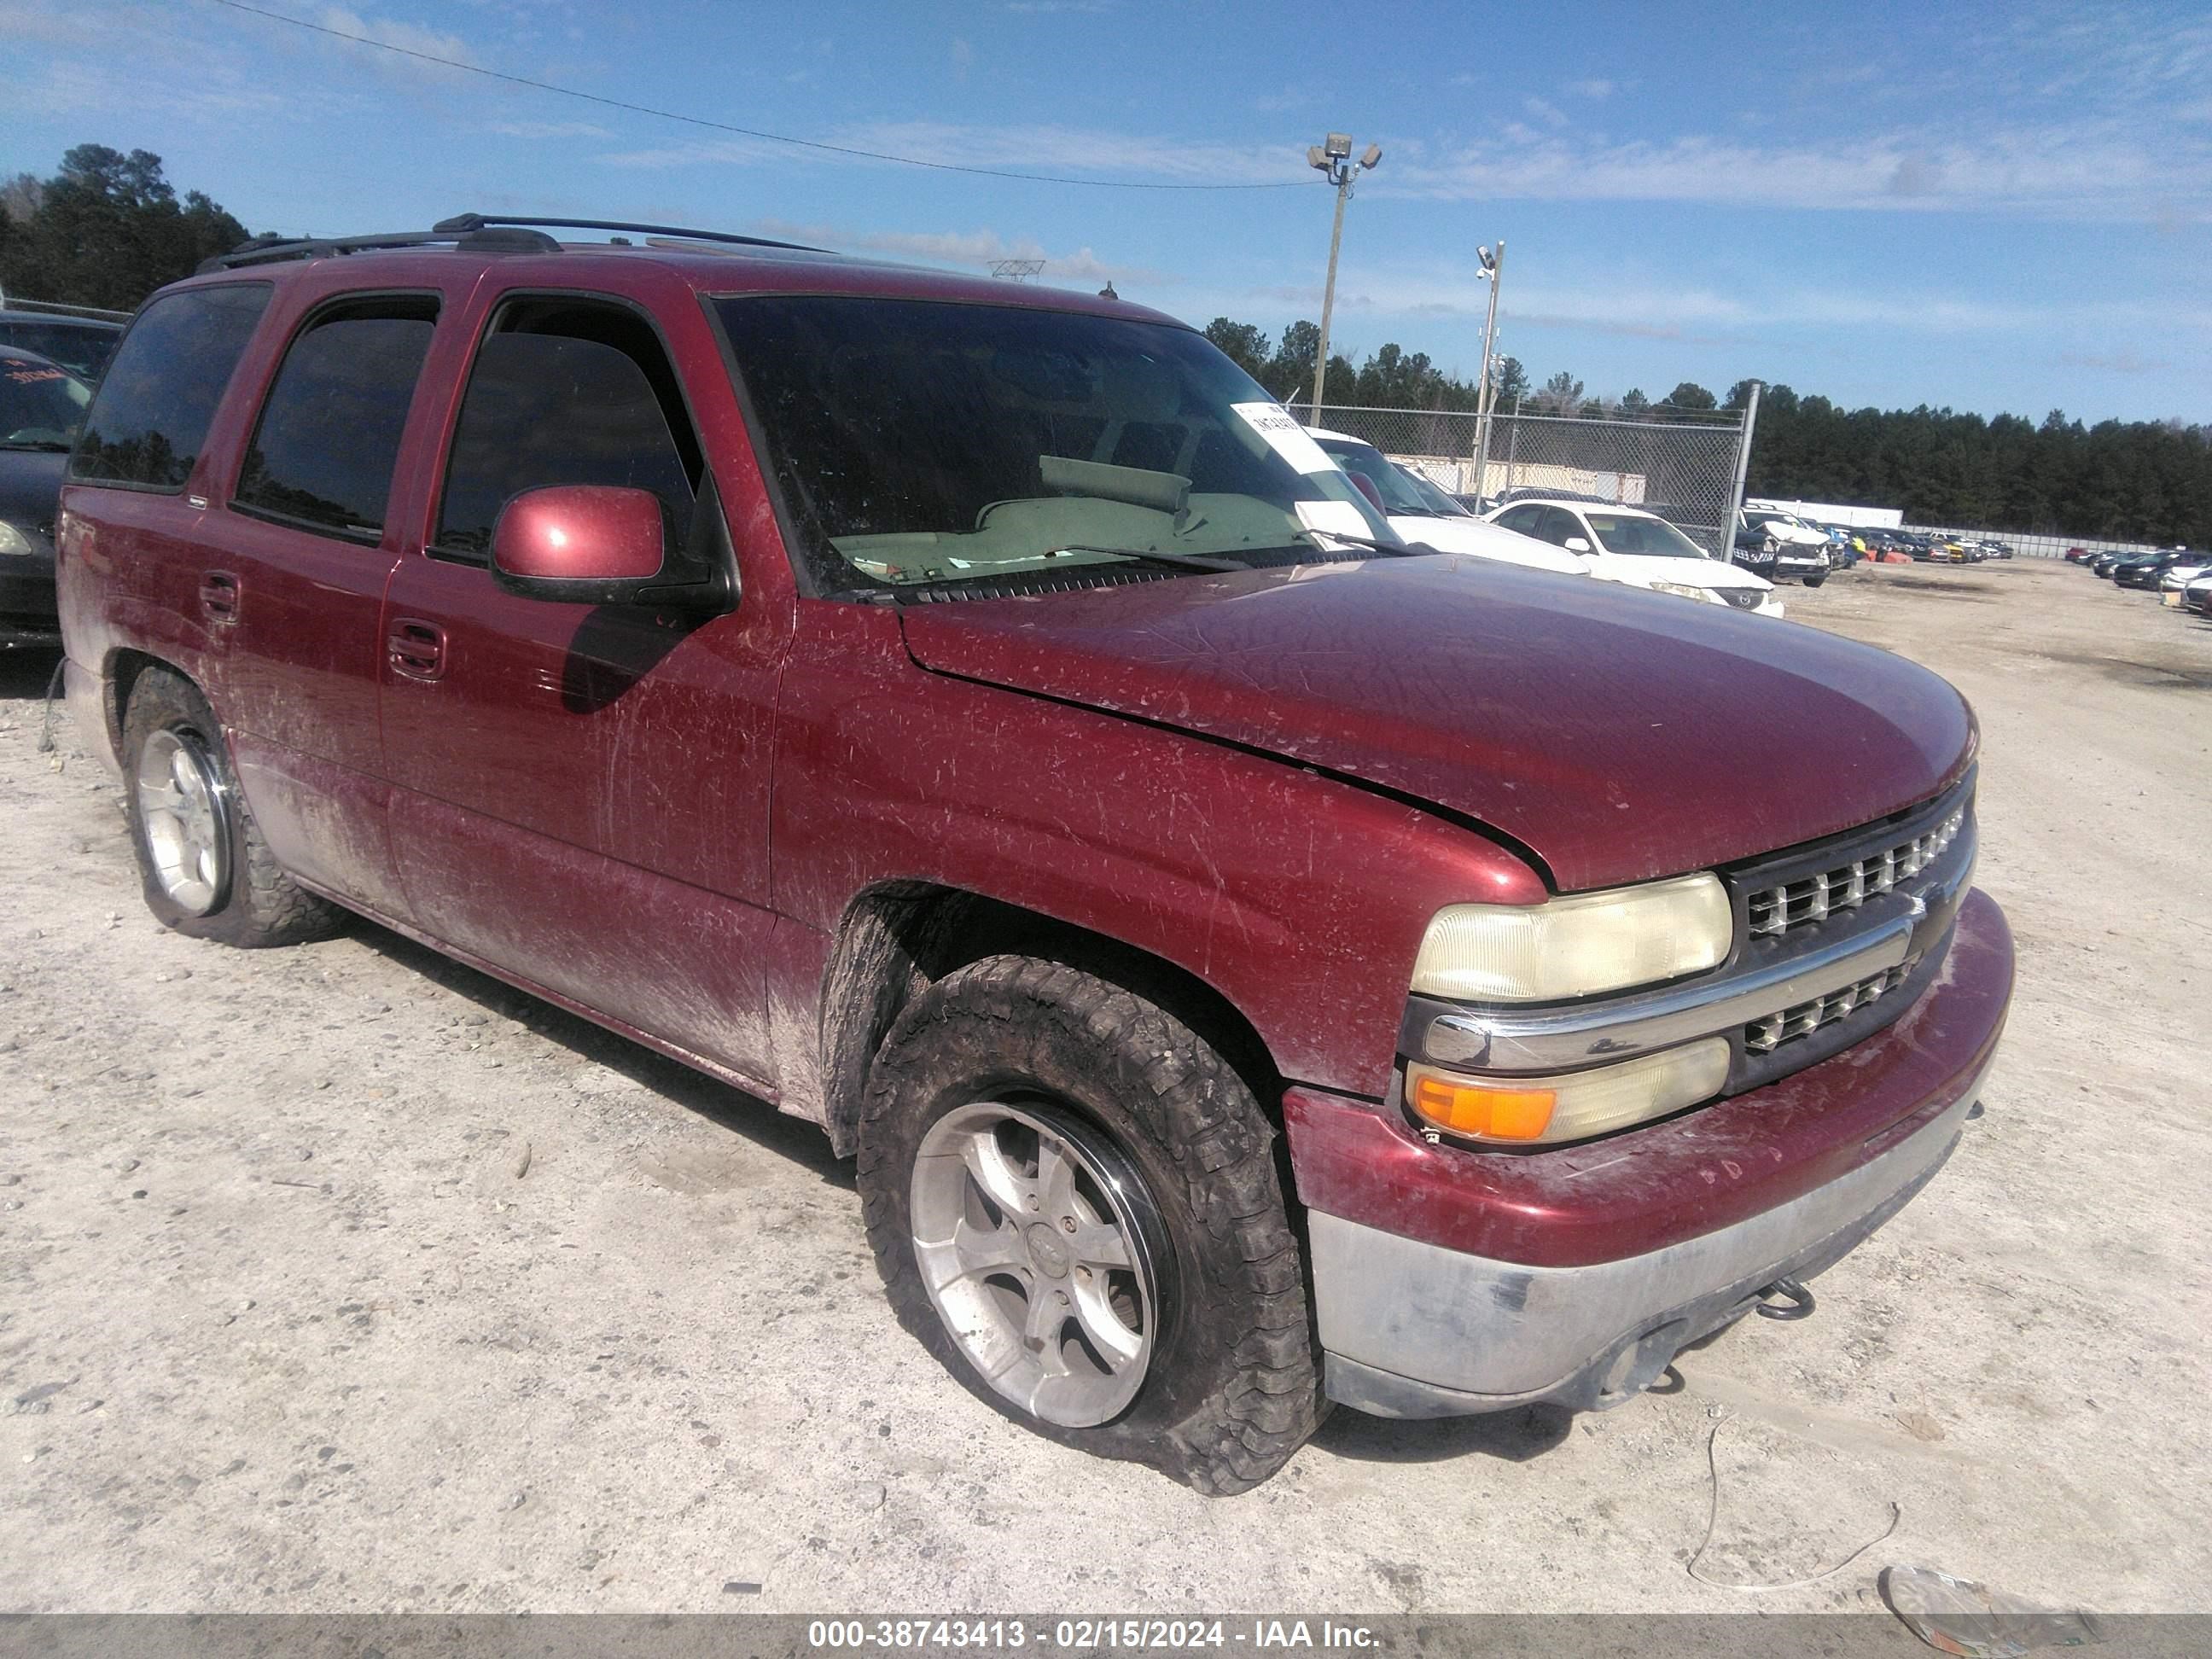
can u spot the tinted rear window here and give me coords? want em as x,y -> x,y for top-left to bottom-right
236,302 -> 438,540
70,284 -> 271,490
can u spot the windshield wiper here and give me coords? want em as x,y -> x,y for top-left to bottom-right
1291,527 -> 1421,556
0,439 -> 72,452
1041,544 -> 1250,573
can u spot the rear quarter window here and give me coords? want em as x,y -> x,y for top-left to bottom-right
69,284 -> 272,491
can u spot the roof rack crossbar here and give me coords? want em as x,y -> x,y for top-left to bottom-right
432,212 -> 823,253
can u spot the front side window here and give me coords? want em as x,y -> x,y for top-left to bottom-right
435,298 -> 701,562
70,283 -> 271,490
1524,507 -> 1580,547
0,352 -> 91,451
717,295 -> 1394,594
1316,437 -> 1433,518
1586,511 -> 1715,560
235,299 -> 438,541
1399,468 -> 1470,516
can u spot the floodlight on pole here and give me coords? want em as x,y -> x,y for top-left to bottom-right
1470,239 -> 1506,503
1306,131 -> 1381,418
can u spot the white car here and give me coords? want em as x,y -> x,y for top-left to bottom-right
1308,429 -> 1589,577
1484,497 -> 1784,616
2158,555 -> 2212,603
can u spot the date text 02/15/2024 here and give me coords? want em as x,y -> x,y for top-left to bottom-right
805,1619 -> 1379,1649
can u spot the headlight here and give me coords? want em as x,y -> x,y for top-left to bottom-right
1411,872 -> 1733,1003
0,521 -> 36,557
1647,580 -> 1711,603
1406,1039 -> 1731,1144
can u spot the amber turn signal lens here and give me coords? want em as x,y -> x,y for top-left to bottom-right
1406,1039 -> 1731,1146
1408,1073 -> 1557,1141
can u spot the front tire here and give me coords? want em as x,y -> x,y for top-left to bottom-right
858,956 -> 1325,1493
1805,574 -> 1827,588
121,668 -> 344,948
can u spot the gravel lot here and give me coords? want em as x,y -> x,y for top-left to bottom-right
2,557 -> 2207,1618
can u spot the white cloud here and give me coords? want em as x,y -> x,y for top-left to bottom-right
748,218 -> 1173,288
1217,263 -> 2209,348
486,119 -> 612,139
1522,96 -> 1569,128
1568,78 -> 1615,99
601,121 -> 1304,186
1375,127 -> 2210,221
2058,350 -> 2171,375
315,5 -> 478,81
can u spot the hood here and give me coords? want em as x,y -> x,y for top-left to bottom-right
899,555 -> 1973,892
1384,514 -> 1586,575
0,448 -> 66,541
1757,520 -> 1830,547
1587,552 -> 1772,593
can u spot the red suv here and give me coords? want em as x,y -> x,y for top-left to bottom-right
56,214 -> 2011,1493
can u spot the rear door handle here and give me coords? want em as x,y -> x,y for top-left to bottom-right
387,618 -> 447,682
200,571 -> 240,624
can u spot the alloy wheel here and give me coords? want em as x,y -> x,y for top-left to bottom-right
909,1100 -> 1164,1429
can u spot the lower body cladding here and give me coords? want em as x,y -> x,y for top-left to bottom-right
1284,888 -> 2012,1420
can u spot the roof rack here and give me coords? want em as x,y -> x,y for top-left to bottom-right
198,212 -> 824,275
199,224 -> 559,272
432,212 -> 824,253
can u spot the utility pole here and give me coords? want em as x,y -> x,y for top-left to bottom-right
1470,241 -> 1505,501
1719,381 -> 1762,558
1306,133 -> 1381,417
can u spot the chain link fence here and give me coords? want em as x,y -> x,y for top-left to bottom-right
1304,405 -> 1749,553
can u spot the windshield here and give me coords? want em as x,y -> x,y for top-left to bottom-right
1314,436 -> 1437,516
715,296 -> 1396,593
0,353 -> 91,448
1586,511 -> 1715,560
0,320 -> 119,381
1398,466 -> 1471,516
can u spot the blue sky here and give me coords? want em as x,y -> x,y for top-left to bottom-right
9,0 -> 2209,422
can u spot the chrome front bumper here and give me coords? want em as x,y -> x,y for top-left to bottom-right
1313,1053 -> 1992,1418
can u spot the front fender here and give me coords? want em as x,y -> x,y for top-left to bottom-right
771,606 -> 1545,1100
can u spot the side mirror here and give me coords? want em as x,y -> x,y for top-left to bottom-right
1563,536 -> 1592,555
492,483 -> 734,610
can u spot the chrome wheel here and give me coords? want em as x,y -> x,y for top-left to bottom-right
134,728 -> 230,917
910,1101 -> 1162,1429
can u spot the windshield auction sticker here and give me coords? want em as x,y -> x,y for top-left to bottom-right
1232,402 -> 1336,474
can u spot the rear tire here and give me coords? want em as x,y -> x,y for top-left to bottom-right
857,955 -> 1326,1494
120,668 -> 344,948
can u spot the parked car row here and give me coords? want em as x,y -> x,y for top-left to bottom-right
2076,544 -> 2212,617
44,213 -> 2011,1491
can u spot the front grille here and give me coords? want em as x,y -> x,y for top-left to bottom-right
1719,588 -> 1765,610
1743,958 -> 1921,1054
1746,805 -> 1966,937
